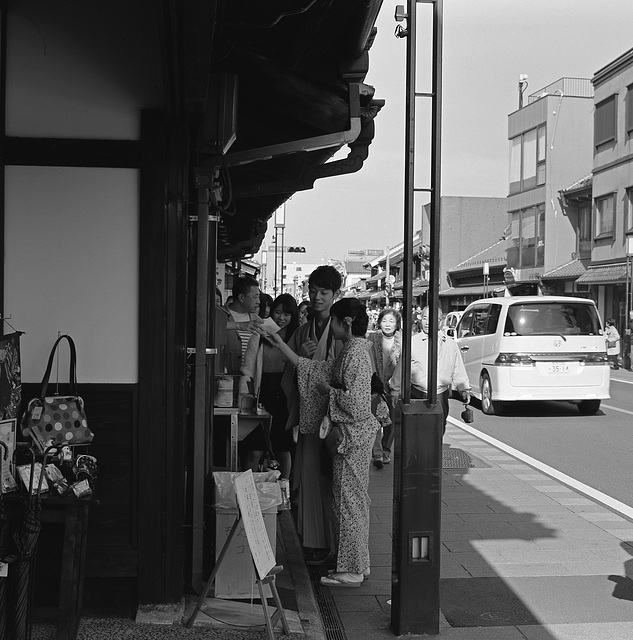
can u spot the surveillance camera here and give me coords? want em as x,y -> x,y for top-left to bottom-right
394,5 -> 407,22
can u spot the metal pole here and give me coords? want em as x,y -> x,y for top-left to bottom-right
427,0 -> 443,406
192,185 -> 211,594
274,230 -> 279,297
400,0 -> 417,405
280,227 -> 285,294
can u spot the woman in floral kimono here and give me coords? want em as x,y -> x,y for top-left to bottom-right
270,297 -> 379,587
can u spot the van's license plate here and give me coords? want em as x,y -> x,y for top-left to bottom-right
548,363 -> 570,374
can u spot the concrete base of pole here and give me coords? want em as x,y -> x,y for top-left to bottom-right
391,399 -> 443,636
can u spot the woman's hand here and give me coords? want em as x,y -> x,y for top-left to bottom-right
316,382 -> 332,394
268,332 -> 285,346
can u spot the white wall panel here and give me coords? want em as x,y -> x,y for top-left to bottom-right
4,166 -> 139,383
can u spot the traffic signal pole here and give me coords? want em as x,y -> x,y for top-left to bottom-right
391,1 -> 444,635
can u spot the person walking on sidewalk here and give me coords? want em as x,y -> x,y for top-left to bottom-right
605,319 -> 620,370
270,298 -> 378,588
390,306 -> 470,434
366,307 -> 401,469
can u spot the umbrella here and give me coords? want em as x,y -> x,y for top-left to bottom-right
8,447 -> 42,640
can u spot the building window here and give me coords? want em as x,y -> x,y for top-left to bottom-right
595,194 -> 615,238
627,85 -> 633,137
508,204 -> 546,269
578,203 -> 591,258
594,95 -> 617,147
536,125 -> 546,185
509,125 -> 546,193
626,187 -> 633,233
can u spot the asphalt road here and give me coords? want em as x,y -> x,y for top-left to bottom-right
447,369 -> 633,509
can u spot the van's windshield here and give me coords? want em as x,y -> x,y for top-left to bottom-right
504,302 -> 601,336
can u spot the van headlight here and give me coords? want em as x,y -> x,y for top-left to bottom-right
495,353 -> 535,366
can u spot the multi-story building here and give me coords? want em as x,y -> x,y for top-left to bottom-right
576,47 -> 633,327
506,78 -> 595,290
365,197 -> 507,311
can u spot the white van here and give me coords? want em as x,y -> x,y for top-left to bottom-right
455,296 -> 610,416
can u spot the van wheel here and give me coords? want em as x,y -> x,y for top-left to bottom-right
578,400 -> 601,415
481,374 -> 504,416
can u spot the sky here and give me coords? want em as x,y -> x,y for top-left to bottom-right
265,0 -> 633,265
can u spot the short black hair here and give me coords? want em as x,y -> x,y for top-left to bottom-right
232,276 -> 259,299
308,265 -> 342,293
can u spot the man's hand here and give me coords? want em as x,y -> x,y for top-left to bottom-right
299,339 -> 317,358
460,389 -> 471,404
316,382 -> 331,394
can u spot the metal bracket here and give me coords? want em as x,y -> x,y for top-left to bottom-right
186,348 -> 218,355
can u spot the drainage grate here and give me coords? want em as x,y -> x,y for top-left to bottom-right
443,448 -> 490,469
308,566 -> 348,640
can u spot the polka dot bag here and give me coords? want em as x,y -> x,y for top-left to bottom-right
21,335 -> 93,453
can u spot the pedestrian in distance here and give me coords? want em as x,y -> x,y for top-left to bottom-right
605,319 -> 620,370
366,307 -> 402,469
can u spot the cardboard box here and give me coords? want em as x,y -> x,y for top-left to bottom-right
213,507 -> 277,599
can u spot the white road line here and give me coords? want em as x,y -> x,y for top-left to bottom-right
447,416 -> 633,521
611,377 -> 633,385
602,403 -> 633,416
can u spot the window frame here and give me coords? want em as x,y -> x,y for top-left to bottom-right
578,203 -> 592,258
626,84 -> 633,137
509,203 -> 546,269
594,193 -> 616,239
625,186 -> 633,234
509,125 -> 547,194
594,94 -> 617,148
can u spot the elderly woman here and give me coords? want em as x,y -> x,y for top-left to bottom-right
366,307 -> 402,469
270,297 -> 378,587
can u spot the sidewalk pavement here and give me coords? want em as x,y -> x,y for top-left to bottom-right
321,411 -> 633,640
31,390 -> 633,639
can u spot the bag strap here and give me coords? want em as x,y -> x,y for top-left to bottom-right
40,334 -> 78,397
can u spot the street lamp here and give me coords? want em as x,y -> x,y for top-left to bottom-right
483,261 -> 489,298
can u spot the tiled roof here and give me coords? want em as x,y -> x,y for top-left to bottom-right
576,263 -> 628,284
561,174 -> 592,194
451,238 -> 510,273
541,258 -> 590,280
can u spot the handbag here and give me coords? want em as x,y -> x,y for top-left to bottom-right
21,335 -> 94,453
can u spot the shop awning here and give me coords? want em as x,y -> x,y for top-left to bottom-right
365,272 -> 386,285
576,263 -> 628,284
186,0 -> 385,261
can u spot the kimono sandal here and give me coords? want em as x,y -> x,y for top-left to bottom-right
320,572 -> 363,588
328,567 -> 370,579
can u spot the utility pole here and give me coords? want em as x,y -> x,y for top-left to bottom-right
392,1 -> 444,635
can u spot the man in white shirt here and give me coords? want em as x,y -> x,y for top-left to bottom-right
391,306 -> 470,434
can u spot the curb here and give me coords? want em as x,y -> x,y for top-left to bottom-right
278,510 -> 327,640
